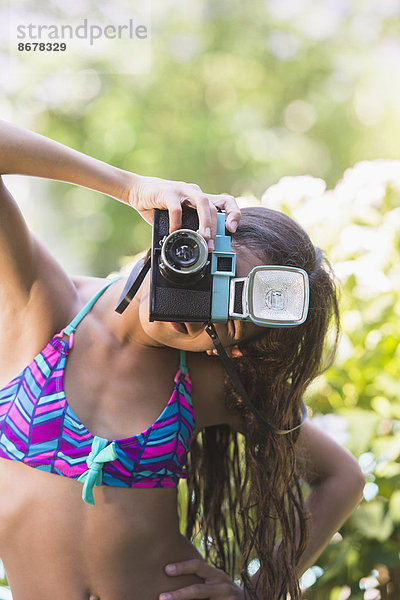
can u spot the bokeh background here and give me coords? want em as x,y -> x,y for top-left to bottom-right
1,1 -> 400,599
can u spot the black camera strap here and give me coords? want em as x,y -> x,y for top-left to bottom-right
204,322 -> 307,435
115,257 -> 151,314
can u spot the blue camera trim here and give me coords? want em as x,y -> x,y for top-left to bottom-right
211,212 -> 236,322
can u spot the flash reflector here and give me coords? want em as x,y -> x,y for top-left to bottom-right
229,265 -> 309,327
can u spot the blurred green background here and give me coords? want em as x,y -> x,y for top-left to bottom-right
1,0 -> 400,598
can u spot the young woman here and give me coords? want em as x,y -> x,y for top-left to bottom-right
0,121 -> 365,600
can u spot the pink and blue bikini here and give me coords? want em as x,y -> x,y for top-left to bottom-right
0,277 -> 195,505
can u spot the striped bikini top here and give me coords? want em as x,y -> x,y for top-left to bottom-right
0,276 -> 195,506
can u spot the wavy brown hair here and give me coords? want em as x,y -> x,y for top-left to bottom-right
184,207 -> 340,600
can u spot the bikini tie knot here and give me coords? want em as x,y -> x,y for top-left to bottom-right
78,436 -> 117,506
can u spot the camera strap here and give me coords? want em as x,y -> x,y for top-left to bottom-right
114,257 -> 151,314
204,322 -> 307,435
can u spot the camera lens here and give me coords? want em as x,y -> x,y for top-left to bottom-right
160,229 -> 208,285
169,238 -> 200,267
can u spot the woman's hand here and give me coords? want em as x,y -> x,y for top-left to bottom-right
159,558 -> 245,600
125,174 -> 240,251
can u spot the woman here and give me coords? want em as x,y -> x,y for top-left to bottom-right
0,121 -> 365,600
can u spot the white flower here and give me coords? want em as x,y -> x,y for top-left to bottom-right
261,175 -> 326,210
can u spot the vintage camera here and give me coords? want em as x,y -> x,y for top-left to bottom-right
150,209 -> 309,327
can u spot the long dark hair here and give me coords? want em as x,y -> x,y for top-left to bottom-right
184,207 -> 340,599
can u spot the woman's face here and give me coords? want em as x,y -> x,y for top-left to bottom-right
136,245 -> 265,352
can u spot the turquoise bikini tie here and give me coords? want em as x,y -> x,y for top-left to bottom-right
78,436 -> 118,506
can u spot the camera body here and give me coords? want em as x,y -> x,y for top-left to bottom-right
150,209 -> 233,322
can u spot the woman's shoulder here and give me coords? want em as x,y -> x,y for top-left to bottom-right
0,264 -> 80,387
70,274 -> 117,298
0,271 -> 120,389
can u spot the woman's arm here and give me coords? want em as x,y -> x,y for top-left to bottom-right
248,420 -> 365,595
0,120 -> 240,239
293,420 -> 365,576
159,420 -> 365,600
0,119 -> 130,202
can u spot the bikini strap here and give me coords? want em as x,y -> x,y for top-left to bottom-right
179,350 -> 187,375
64,276 -> 124,336
174,349 -> 188,383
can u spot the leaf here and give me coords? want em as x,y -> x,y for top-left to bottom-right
350,502 -> 394,541
389,490 -> 400,523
